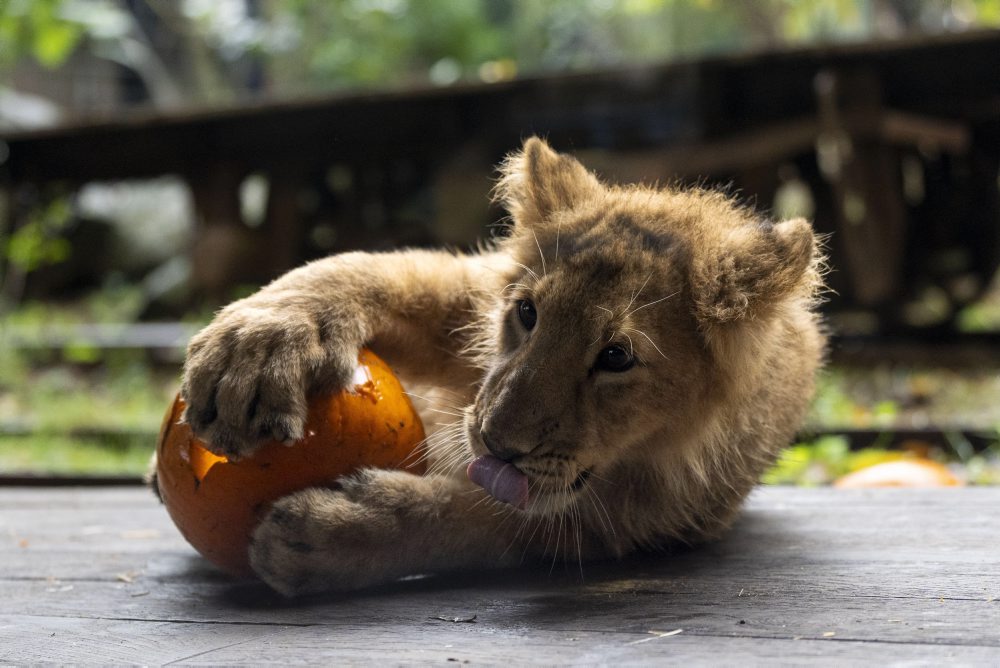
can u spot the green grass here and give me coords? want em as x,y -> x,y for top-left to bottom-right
0,434 -> 155,476
1,313 -> 177,476
1,352 -> 178,432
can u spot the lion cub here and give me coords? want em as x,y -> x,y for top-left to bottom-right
180,137 -> 825,595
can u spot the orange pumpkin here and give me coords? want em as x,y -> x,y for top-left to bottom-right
156,349 -> 426,576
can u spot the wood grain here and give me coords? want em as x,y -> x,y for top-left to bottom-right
1,486 -> 998,664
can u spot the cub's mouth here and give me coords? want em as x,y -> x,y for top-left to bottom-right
569,469 -> 592,491
467,455 -> 528,509
467,454 -> 592,512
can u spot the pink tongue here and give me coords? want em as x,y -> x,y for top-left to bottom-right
467,455 -> 529,510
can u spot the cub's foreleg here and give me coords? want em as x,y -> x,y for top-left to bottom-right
181,249 -> 498,459
249,469 -> 534,595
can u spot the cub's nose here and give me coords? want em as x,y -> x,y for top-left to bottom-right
480,428 -> 522,462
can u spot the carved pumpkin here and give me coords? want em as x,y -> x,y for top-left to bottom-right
156,349 -> 425,576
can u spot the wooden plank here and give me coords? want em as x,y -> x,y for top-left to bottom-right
226,634 -> 1000,665
0,487 -> 160,508
3,567 -> 998,639
1,487 -> 999,663
172,624 -> 1000,666
2,578 -> 998,662
0,615 -> 293,665
4,613 -> 999,666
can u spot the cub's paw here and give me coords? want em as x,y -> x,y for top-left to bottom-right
249,480 -> 404,596
181,304 -> 358,459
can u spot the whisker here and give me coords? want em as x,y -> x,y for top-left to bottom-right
407,404 -> 467,419
554,220 -> 562,266
500,493 -> 542,562
417,424 -> 471,475
401,389 -> 467,408
426,450 -> 469,477
424,407 -> 467,418
589,305 -> 616,346
540,515 -> 555,565
587,470 -> 615,485
573,499 -> 584,580
623,273 -> 653,315
399,423 -> 464,467
519,491 -> 548,563
422,386 -> 470,402
624,290 -> 680,319
500,282 -> 533,296
584,489 -> 611,536
622,332 -> 634,357
550,510 -> 565,574
512,261 -> 540,283
530,229 -> 547,277
585,483 -> 616,539
468,488 -> 502,513
623,326 -> 670,360
492,503 -> 518,519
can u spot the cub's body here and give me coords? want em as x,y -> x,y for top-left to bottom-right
180,139 -> 825,595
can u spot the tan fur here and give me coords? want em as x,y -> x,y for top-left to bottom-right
179,137 -> 825,595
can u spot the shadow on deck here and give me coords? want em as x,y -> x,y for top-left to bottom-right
1,486 -> 998,663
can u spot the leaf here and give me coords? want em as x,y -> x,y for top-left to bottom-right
3,224 -> 70,272
32,20 -> 80,67
430,614 -> 477,623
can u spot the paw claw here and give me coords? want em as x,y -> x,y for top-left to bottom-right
181,303 -> 361,461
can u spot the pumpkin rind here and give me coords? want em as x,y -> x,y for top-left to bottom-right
156,349 -> 426,576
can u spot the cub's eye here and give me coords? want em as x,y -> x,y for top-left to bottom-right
516,299 -> 537,331
595,344 -> 634,372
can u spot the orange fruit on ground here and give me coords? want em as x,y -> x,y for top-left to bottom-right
833,459 -> 963,489
156,349 -> 426,576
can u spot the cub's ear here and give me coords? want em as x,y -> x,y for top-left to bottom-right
494,137 -> 602,227
691,218 -> 817,323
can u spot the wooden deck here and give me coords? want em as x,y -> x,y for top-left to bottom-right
2,486 -> 998,664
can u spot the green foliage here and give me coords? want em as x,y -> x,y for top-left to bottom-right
1,357 -> 175,433
263,0 -> 864,91
808,370 -> 899,428
965,446 -> 1000,485
1,285 -> 149,370
0,294 -> 178,444
0,296 -> 185,476
0,0 -> 85,68
1,197 -> 72,273
0,434 -> 152,475
4,284 -> 145,326
176,0 -> 1000,98
808,365 -> 1000,431
957,293 -> 1000,332
257,0 -> 508,91
0,300 -> 170,475
764,432 -> 1000,486
4,0 -> 1000,115
762,435 -> 904,486
978,0 -> 1000,21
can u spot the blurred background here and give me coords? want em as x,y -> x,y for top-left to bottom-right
1,0 -> 999,484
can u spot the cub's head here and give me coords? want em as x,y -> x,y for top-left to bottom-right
464,137 -> 822,517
